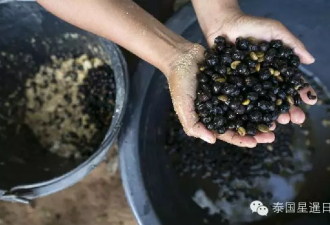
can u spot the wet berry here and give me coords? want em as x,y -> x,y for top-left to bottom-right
212,83 -> 222,94
247,92 -> 258,101
214,36 -> 226,44
236,37 -> 249,50
215,65 -> 227,75
280,102 -> 290,113
237,63 -> 249,75
197,73 -> 209,83
307,91 -> 317,100
249,111 -> 262,122
232,50 -> 245,61
227,111 -> 236,120
259,41 -> 270,52
270,40 -> 283,48
196,36 -> 312,136
259,68 -> 271,80
258,101 -> 270,111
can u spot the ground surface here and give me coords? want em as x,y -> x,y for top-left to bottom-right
0,146 -> 137,225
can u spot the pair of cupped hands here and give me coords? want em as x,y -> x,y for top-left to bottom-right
166,9 -> 317,148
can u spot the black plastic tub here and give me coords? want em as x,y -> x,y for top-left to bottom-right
0,1 -> 129,203
119,1 -> 330,225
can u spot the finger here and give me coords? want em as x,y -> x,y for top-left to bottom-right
172,93 -> 216,144
216,130 -> 257,148
190,122 -> 216,144
254,132 -> 275,143
277,113 -> 290,124
175,100 -> 216,144
299,87 -> 318,105
289,106 -> 306,124
274,22 -> 314,64
269,122 -> 276,131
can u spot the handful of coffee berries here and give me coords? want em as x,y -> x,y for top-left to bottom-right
195,36 -> 316,136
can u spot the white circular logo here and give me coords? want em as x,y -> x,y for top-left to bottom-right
257,205 -> 269,216
250,200 -> 263,213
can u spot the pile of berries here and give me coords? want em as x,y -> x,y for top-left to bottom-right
195,36 -> 316,136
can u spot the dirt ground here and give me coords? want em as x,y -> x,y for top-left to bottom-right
0,146 -> 137,225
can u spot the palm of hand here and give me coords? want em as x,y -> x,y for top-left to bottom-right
168,14 -> 317,148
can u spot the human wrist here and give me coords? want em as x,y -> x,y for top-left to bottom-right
192,0 -> 242,41
160,41 -> 199,77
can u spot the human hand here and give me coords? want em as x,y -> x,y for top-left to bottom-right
189,1 -> 317,147
167,43 -> 279,147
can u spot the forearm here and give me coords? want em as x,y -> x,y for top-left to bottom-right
192,0 -> 241,38
37,0 -> 190,75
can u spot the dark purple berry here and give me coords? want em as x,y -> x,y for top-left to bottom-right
205,101 -> 213,110
246,104 -> 255,112
253,84 -> 263,92
206,56 -> 219,67
217,126 -> 226,134
259,68 -> 271,80
214,36 -> 226,44
232,50 -> 245,61
307,91 -> 317,100
263,114 -> 272,123
229,100 -> 241,110
235,120 -> 244,128
213,116 -> 226,128
248,43 -> 259,52
201,116 -> 212,124
197,91 -> 211,102
277,90 -> 286,99
265,48 -> 277,61
206,123 -> 215,130
222,84 -> 236,95
220,53 -> 233,65
259,41 -> 270,52
246,123 -> 257,135
270,40 -> 283,48
249,111 -> 262,122
211,97 -> 220,105
278,47 -> 293,59
212,106 -> 224,115
280,102 -> 290,113
227,121 -> 236,129
236,38 -> 250,50
247,92 -> 259,101
197,73 -> 209,83
241,114 -> 248,121
237,63 -> 249,75
294,94 -> 302,106
215,65 -> 227,75
221,104 -> 229,112
227,111 -> 236,120
212,83 -> 222,94
262,81 -> 273,89
245,77 -> 259,87
246,59 -> 257,68
290,55 -> 300,67
267,91 -> 277,102
236,105 -> 246,114
258,101 -> 270,111
216,43 -> 226,52
270,110 -> 280,121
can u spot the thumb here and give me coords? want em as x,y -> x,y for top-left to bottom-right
171,92 -> 216,144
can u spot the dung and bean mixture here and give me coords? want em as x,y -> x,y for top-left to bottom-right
0,53 -> 116,159
195,36 -> 316,136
